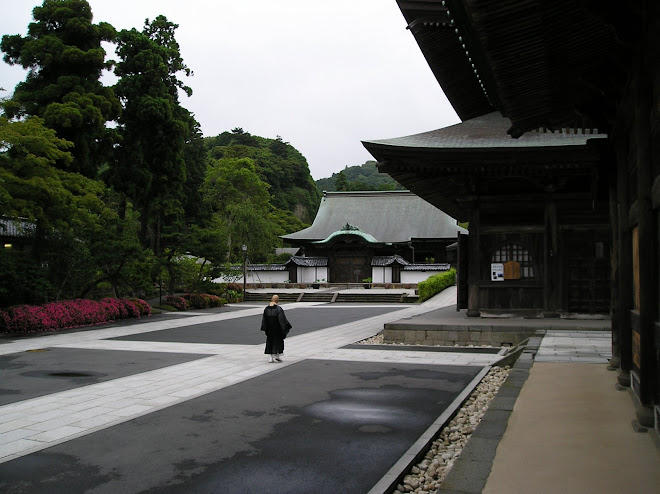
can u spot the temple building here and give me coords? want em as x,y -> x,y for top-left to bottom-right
282,191 -> 467,283
364,112 -> 610,316
364,0 -> 659,431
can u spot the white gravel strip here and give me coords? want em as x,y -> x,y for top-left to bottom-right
393,366 -> 511,494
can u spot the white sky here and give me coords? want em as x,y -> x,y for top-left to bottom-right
0,0 -> 459,180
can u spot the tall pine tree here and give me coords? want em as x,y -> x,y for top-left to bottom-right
111,15 -> 199,255
1,0 -> 120,177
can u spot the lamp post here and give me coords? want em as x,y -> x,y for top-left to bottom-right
242,244 -> 247,299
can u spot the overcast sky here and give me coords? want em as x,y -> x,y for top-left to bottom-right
0,0 -> 459,180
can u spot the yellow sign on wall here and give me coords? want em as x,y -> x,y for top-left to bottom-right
503,261 -> 521,280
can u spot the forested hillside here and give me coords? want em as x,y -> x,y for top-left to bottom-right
316,160 -> 404,192
204,128 -> 320,225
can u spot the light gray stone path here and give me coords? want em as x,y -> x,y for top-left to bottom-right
535,330 -> 612,363
0,287 -> 502,464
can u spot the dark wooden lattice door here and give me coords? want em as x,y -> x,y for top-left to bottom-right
332,255 -> 369,283
565,232 -> 610,314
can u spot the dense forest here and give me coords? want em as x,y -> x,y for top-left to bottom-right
0,0 -> 319,307
315,160 -> 404,192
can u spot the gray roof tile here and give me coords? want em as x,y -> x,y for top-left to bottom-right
283,191 -> 467,243
363,112 -> 607,150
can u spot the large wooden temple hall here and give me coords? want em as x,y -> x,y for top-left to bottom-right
364,1 -> 660,430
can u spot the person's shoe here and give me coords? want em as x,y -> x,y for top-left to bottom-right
269,357 -> 275,363
275,356 -> 282,362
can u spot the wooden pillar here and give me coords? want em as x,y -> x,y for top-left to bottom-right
609,176 -> 621,369
616,132 -> 633,386
467,203 -> 481,317
630,38 -> 657,426
543,198 -> 559,317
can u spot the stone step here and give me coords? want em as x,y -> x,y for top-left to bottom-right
244,292 -> 417,304
335,293 -> 411,304
244,292 -> 299,302
300,293 -> 334,302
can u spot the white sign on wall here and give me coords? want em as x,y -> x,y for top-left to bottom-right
491,263 -> 504,282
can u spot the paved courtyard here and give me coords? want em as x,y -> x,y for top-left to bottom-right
0,289 -> 504,493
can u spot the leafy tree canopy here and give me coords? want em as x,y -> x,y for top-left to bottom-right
316,160 -> 404,192
204,129 -> 320,224
0,114 -> 148,304
201,157 -> 275,261
111,15 -> 199,254
1,0 -> 121,177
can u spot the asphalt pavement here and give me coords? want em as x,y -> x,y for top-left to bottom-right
0,288 -> 501,493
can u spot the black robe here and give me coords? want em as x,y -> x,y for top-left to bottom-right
260,304 -> 292,354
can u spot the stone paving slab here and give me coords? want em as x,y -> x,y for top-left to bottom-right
535,330 -> 612,363
0,347 -> 209,406
110,305 -> 406,345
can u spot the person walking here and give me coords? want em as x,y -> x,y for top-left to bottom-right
260,294 -> 292,363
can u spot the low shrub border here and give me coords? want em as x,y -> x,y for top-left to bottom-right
163,294 -> 226,311
418,268 -> 457,303
0,298 -> 151,334
182,293 -> 225,309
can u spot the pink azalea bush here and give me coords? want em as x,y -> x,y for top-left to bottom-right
163,295 -> 190,311
0,298 -> 151,334
182,293 -> 225,309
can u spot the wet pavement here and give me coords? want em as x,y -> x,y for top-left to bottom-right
0,360 -> 479,494
0,288 -> 501,493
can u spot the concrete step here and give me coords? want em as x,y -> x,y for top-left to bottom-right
335,293 -> 412,304
244,292 -> 299,302
300,293 -> 334,302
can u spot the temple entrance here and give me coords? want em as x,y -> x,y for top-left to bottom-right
331,254 -> 369,283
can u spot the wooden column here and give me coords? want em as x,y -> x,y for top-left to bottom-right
609,175 -> 621,369
630,34 -> 657,425
543,198 -> 559,316
467,203 -> 481,317
616,131 -> 633,386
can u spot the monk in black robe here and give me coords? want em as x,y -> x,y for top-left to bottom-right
260,294 -> 292,362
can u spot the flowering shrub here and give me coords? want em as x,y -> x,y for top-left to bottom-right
0,298 -> 150,334
163,295 -> 190,311
181,293 -> 225,309
205,294 -> 224,308
183,293 -> 209,309
130,298 -> 151,316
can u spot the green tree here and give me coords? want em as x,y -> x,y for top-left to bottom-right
0,115 -> 147,304
335,170 -> 349,191
201,157 -> 275,261
1,0 -> 121,177
316,160 -> 404,192
111,15 -> 196,255
204,130 -> 321,224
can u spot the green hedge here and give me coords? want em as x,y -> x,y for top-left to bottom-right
418,269 -> 456,303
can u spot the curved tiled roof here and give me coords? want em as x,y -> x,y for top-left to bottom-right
363,112 -> 606,150
403,263 -> 451,272
371,255 -> 410,267
284,256 -> 328,267
282,191 -> 467,243
312,227 -> 381,245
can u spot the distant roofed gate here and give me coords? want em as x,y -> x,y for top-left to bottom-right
281,191 -> 467,283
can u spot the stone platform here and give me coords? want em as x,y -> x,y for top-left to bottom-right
383,304 -> 611,347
